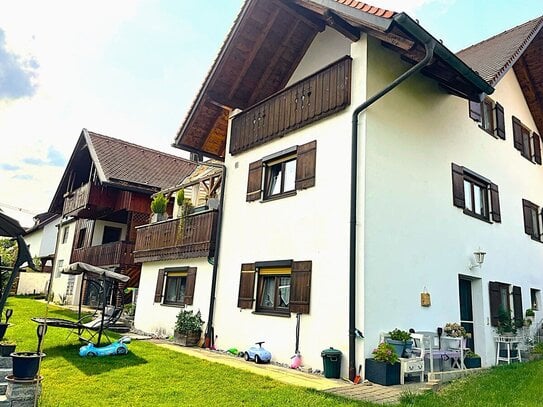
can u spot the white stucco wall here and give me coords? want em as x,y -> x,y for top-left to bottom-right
23,230 -> 43,259
50,219 -> 77,303
17,272 -> 50,295
362,36 -> 543,367
91,220 -> 127,246
134,258 -> 213,337
212,29 -> 365,376
39,218 -> 60,257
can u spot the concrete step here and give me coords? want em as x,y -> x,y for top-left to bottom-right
109,326 -> 131,333
0,358 -> 12,370
0,383 -> 7,395
0,395 -> 8,407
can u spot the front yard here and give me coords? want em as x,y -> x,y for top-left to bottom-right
7,297 -> 366,407
5,296 -> 543,406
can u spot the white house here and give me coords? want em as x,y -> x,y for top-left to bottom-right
138,0 -> 543,381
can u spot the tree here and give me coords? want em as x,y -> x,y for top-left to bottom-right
0,239 -> 16,267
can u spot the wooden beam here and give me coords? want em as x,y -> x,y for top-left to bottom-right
324,10 -> 360,42
361,26 -> 415,51
275,0 -> 326,32
227,7 -> 281,100
514,54 -> 543,135
247,19 -> 303,106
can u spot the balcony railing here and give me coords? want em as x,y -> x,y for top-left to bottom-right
133,210 -> 218,262
71,241 -> 135,267
63,183 -> 91,215
229,56 -> 352,155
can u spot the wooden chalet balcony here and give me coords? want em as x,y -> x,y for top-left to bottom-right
133,210 -> 218,263
229,56 -> 352,155
71,241 -> 135,267
62,182 -> 116,218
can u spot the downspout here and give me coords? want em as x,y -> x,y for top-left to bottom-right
348,39 -> 436,381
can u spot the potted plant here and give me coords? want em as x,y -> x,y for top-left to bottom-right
150,193 -> 168,222
496,307 -> 517,336
463,350 -> 481,368
444,322 -> 470,347
525,309 -> 535,326
11,324 -> 46,380
173,310 -> 204,347
385,328 -> 412,357
0,340 -> 16,357
365,342 -> 400,386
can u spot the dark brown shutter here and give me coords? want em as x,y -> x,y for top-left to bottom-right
468,100 -> 481,122
495,102 -> 505,139
523,199 -> 534,236
154,269 -> 165,303
533,133 -> 541,164
512,116 -> 523,151
489,282 -> 501,327
237,263 -> 255,309
295,140 -> 317,190
246,160 -> 262,202
290,261 -> 312,314
451,163 -> 465,208
184,267 -> 197,305
512,286 -> 523,326
490,183 -> 501,223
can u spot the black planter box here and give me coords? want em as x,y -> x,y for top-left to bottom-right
365,358 -> 400,386
464,357 -> 481,369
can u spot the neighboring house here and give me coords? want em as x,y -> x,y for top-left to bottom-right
18,212 -> 60,295
133,162 -> 222,336
48,129 -> 196,305
171,0 -> 543,379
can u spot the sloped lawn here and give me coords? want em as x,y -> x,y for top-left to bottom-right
6,297 -> 367,407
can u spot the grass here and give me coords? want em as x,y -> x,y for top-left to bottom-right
6,297 -> 370,407
7,296 -> 543,406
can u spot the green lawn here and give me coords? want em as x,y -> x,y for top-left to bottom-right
6,297 -> 369,407
6,297 -> 543,406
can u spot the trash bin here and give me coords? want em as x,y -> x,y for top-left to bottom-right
321,347 -> 342,378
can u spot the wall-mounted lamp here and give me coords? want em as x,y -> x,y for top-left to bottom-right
469,248 -> 486,270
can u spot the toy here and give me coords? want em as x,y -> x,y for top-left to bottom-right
79,336 -> 131,357
244,341 -> 271,364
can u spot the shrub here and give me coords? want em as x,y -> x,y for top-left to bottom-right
175,310 -> 204,334
372,342 -> 399,364
150,193 -> 168,214
388,328 -> 411,342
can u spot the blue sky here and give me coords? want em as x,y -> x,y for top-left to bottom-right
0,0 -> 541,226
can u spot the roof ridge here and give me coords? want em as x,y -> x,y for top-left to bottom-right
87,130 -> 194,164
457,15 -> 543,55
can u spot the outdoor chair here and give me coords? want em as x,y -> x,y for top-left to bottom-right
32,305 -> 123,345
411,331 -> 464,373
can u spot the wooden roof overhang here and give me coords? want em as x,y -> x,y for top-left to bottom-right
513,29 -> 543,135
174,0 -> 493,159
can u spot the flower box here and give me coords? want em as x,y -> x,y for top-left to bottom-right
365,358 -> 400,386
464,357 -> 481,369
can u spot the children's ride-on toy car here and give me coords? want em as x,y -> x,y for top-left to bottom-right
79,336 -> 131,357
244,341 -> 271,364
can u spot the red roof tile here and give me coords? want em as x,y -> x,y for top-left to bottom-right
334,0 -> 395,19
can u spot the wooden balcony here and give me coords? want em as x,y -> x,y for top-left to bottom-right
62,182 -> 117,218
133,210 -> 218,263
71,241 -> 135,267
229,56 -> 352,155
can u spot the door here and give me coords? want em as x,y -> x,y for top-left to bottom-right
459,277 -> 475,350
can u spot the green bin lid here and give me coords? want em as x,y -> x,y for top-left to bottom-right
321,347 -> 342,357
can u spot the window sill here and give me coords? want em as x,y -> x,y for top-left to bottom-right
462,209 -> 492,224
252,310 -> 291,318
529,235 -> 543,244
160,303 -> 186,308
261,190 -> 297,203
478,125 -> 498,139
